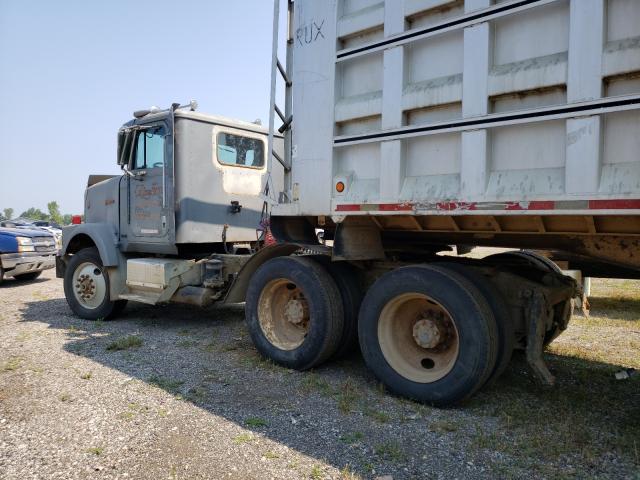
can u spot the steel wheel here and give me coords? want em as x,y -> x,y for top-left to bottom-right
258,279 -> 310,351
245,256 -> 344,370
71,261 -> 107,309
378,293 -> 459,383
63,247 -> 126,320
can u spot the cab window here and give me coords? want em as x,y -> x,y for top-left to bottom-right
217,132 -> 265,168
133,126 -> 166,170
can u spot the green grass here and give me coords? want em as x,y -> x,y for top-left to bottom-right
263,450 -> 279,459
1,356 -> 22,372
244,417 -> 268,428
300,372 -> 333,397
233,433 -> 254,444
80,371 -> 92,380
374,441 -> 406,462
339,432 -> 364,444
106,335 -> 143,351
336,378 -> 361,414
148,375 -> 185,395
364,407 -> 390,423
86,447 -> 104,456
310,465 -> 323,480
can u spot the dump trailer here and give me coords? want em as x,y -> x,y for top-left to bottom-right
59,0 -> 640,406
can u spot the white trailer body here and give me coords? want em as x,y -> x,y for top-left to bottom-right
274,0 -> 640,229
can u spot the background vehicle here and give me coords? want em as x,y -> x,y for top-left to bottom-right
0,227 -> 56,284
59,0 -> 640,406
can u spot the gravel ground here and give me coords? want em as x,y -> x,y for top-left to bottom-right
0,269 -> 638,480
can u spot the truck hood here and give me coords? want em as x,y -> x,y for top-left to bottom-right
0,227 -> 54,238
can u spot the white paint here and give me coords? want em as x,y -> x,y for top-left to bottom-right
273,0 -> 640,217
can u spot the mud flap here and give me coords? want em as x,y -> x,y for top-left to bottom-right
523,289 -> 556,386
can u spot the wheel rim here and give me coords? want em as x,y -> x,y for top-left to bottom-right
378,293 -> 459,383
72,262 -> 107,310
257,279 -> 310,351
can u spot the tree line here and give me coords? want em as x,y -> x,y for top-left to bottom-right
0,202 -> 74,226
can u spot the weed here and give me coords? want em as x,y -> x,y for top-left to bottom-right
364,407 -> 390,423
310,465 -> 323,479
264,450 -> 279,459
339,432 -> 364,444
106,335 -> 142,351
86,447 -> 104,456
429,419 -> 459,433
340,466 -> 362,480
374,441 -> 406,462
245,417 -> 269,428
233,433 -> 254,444
80,371 -> 92,380
148,375 -> 184,395
301,372 -> 333,397
176,339 -> 198,348
185,386 -> 208,402
336,378 -> 360,414
59,393 -> 72,402
2,357 -> 22,371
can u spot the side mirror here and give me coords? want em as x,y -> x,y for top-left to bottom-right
117,129 -> 134,167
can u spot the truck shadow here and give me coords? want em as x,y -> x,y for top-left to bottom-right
0,277 -> 50,289
19,297 -> 640,478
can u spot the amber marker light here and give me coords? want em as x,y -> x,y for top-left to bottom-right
336,181 -> 345,193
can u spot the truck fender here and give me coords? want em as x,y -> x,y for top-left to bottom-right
223,244 -> 302,304
60,223 -> 122,267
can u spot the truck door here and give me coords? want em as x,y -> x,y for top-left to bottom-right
124,122 -> 176,252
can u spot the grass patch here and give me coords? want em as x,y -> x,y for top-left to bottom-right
59,393 -> 72,402
106,335 -> 142,351
364,407 -> 390,423
148,375 -> 185,395
245,417 -> 268,428
429,419 -> 459,433
339,432 -> 364,444
233,433 -> 254,444
86,447 -> 104,456
1,356 -> 22,372
336,378 -> 361,414
340,466 -> 362,480
300,372 -> 333,397
310,465 -> 324,479
176,339 -> 198,348
263,450 -> 279,459
80,371 -> 92,380
374,440 -> 406,462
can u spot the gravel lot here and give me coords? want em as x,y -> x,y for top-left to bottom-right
1,269 -> 638,480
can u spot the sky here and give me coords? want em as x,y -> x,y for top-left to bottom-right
0,0 -> 284,216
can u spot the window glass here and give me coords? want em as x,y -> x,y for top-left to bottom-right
133,126 -> 165,170
216,132 -> 264,168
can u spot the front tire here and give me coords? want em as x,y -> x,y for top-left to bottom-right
245,256 -> 344,370
63,247 -> 126,320
358,265 -> 498,407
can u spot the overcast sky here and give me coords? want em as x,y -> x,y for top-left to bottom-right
0,0 -> 283,216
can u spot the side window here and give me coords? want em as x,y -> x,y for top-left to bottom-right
133,126 -> 166,170
216,132 -> 265,168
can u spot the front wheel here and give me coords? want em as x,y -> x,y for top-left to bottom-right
63,247 -> 126,320
358,265 -> 498,407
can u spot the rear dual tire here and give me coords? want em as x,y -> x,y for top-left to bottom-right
358,265 -> 499,407
245,256 -> 345,370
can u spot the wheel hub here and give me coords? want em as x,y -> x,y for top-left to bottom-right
75,274 -> 97,300
284,298 -> 308,325
412,317 -> 445,349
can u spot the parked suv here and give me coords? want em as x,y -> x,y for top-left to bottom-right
0,227 -> 56,284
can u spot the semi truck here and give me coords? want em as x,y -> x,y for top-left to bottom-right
58,0 -> 640,406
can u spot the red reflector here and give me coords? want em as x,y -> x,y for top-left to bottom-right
71,215 -> 82,225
